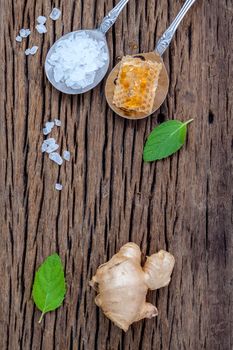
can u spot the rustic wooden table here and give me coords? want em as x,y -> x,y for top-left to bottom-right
1,0 -> 232,349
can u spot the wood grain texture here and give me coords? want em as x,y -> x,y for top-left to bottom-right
0,0 -> 232,349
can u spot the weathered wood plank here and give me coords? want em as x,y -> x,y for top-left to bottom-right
0,0 -> 232,349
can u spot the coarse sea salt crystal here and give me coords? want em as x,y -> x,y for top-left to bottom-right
25,46 -> 39,56
16,35 -> 22,42
43,128 -> 49,135
20,28 -> 31,38
48,32 -> 108,90
30,46 -> 39,55
43,122 -> 54,135
54,66 -> 64,83
41,143 -> 48,153
63,150 -> 70,161
49,152 -> 63,165
43,127 -> 51,135
49,8 -> 61,20
37,15 -> 47,24
41,138 -> 58,152
44,138 -> 56,145
55,183 -> 63,191
46,121 -> 55,130
36,24 -> 47,34
25,29 -> 31,36
54,118 -> 61,126
46,143 -> 59,153
25,48 -> 31,56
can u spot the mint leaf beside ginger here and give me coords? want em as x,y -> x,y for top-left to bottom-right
32,254 -> 66,323
143,119 -> 193,162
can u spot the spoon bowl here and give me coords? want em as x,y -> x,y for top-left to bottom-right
105,52 -> 169,120
45,30 -> 110,95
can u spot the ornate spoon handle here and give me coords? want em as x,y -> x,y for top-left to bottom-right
155,0 -> 196,56
99,0 -> 130,34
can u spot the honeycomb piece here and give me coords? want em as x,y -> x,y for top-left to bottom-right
113,56 -> 162,114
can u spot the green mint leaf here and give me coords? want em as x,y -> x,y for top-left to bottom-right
32,254 -> 66,323
143,119 -> 193,162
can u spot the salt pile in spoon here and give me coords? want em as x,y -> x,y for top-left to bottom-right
47,31 -> 108,89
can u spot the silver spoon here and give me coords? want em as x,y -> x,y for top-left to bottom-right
105,0 -> 197,119
45,0 -> 130,94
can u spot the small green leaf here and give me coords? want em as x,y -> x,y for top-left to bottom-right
143,119 -> 193,162
32,254 -> 66,323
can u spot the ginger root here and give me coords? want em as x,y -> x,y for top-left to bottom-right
90,242 -> 175,332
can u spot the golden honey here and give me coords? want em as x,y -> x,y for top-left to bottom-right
113,56 -> 162,114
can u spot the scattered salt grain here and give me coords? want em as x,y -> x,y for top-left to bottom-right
44,138 -> 56,145
55,183 -> 63,191
47,31 -> 108,89
54,118 -> 61,126
25,48 -> 31,56
30,46 -> 39,55
16,35 -> 22,42
42,138 -> 58,152
41,143 -> 47,153
36,24 -> 47,34
43,121 -> 55,135
49,152 -> 63,165
63,150 -> 70,161
46,121 -> 55,130
43,127 -> 51,135
46,143 -> 59,153
25,29 -> 31,36
37,15 -> 47,24
20,28 -> 31,38
49,8 -> 61,21
25,46 -> 39,56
